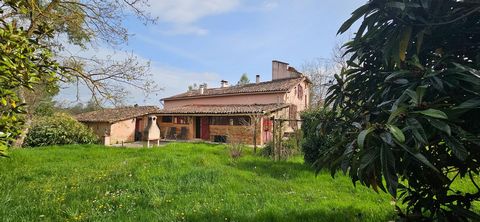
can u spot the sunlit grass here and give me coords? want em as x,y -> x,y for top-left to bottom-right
0,143 -> 406,221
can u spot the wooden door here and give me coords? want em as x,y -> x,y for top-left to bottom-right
195,117 -> 201,138
200,117 -> 210,140
134,118 -> 142,141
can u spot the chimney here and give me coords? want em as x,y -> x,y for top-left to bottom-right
199,85 -> 205,94
272,60 -> 289,80
272,60 -> 301,80
256,75 -> 260,83
220,80 -> 229,88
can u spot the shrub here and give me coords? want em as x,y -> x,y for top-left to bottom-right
260,134 -> 300,160
227,143 -> 243,161
260,141 -> 273,157
24,113 -> 98,147
301,108 -> 335,165
315,1 -> 480,221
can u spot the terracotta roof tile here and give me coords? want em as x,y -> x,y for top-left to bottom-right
163,77 -> 305,101
156,103 -> 289,115
76,106 -> 161,123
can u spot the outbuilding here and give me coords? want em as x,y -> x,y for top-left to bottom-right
76,106 -> 161,145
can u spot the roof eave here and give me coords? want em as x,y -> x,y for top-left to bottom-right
162,90 -> 288,101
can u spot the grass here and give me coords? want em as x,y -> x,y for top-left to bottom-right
1,143 -> 399,221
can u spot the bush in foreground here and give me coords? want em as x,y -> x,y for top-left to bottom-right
24,113 -> 98,147
315,0 -> 480,221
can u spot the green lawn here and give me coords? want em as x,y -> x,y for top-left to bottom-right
0,143 -> 397,221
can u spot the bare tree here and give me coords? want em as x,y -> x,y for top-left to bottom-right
301,58 -> 335,107
1,0 -> 161,146
301,42 -> 349,108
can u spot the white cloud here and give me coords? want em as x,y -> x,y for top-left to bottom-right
262,1 -> 279,10
144,0 -> 240,36
159,25 -> 209,36
134,34 -> 207,66
146,63 -> 221,106
147,0 -> 240,24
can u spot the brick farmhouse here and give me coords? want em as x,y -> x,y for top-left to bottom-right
76,61 -> 311,145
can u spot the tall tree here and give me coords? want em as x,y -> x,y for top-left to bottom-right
237,73 -> 250,85
0,20 -> 61,156
0,0 -> 160,146
316,0 -> 480,220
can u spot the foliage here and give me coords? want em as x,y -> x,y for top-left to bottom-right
0,21 -> 59,155
59,99 -> 103,115
261,134 -> 300,160
0,143 -> 400,221
300,109 -> 335,165
24,113 -> 98,147
315,0 -> 480,221
227,143 -> 244,161
237,73 -> 250,85
260,141 -> 274,157
283,130 -> 302,154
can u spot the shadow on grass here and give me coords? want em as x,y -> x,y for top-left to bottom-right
183,207 -> 395,222
233,158 -> 314,180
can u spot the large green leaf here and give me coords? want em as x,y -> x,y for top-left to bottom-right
388,106 -> 406,124
413,109 -> 448,119
399,26 -> 412,61
406,118 -> 427,144
395,141 -> 440,174
357,127 -> 374,149
337,4 -> 370,34
428,118 -> 451,136
380,145 -> 398,197
386,124 -> 405,143
453,98 -> 480,110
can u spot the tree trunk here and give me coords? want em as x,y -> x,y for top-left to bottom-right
13,88 -> 31,148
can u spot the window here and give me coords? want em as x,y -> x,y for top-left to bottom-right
175,116 -> 189,124
162,116 -> 173,123
297,84 -> 303,100
210,117 -> 229,125
210,116 -> 251,126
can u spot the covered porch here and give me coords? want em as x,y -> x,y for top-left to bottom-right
154,103 -> 290,145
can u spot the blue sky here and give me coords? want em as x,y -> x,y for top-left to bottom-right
58,0 -> 364,106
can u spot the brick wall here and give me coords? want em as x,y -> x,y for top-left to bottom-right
209,125 -> 262,145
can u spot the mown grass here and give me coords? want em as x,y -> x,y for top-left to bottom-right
1,143 -> 399,221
